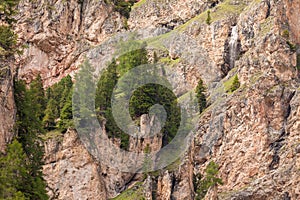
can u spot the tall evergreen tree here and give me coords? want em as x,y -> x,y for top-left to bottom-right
229,75 -> 240,92
59,75 -> 73,110
58,88 -> 74,131
73,60 -> 96,129
195,79 -> 207,114
95,59 -> 118,112
14,80 -> 48,200
29,74 -> 46,121
0,140 -> 26,200
43,98 -> 58,130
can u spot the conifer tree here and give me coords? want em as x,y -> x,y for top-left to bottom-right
43,98 -> 58,130
95,59 -> 118,112
59,75 -> 73,110
195,79 -> 207,114
229,75 -> 240,92
58,88 -> 74,131
29,74 -> 46,121
0,140 -> 26,199
13,80 -> 48,200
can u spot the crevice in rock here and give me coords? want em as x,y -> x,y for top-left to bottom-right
78,0 -> 85,33
151,177 -> 158,200
209,0 -> 219,9
268,89 -> 295,170
282,191 -> 291,200
265,0 -> 271,19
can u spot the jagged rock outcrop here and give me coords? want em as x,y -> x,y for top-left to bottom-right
0,68 -> 15,153
128,0 -> 213,31
43,113 -> 164,199
43,129 -> 107,200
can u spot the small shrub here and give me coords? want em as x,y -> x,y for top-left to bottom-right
206,10 -> 212,25
287,41 -> 296,52
229,74 -> 240,92
194,161 -> 223,200
282,29 -> 289,39
195,79 -> 207,114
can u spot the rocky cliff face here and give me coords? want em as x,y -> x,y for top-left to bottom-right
0,67 -> 15,153
5,0 -> 300,199
14,0 -> 125,87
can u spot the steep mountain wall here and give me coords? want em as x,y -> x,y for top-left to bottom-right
0,68 -> 15,153
14,0 -> 125,87
6,0 -> 300,199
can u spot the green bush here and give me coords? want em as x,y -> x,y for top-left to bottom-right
282,29 -> 289,39
110,0 -> 136,19
195,79 -> 207,114
0,25 -> 17,56
229,74 -> 240,93
194,161 -> 223,200
287,41 -> 296,52
206,10 -> 212,25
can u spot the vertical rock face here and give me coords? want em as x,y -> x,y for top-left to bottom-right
284,0 -> 300,44
15,0 -> 124,87
129,114 -> 163,153
0,68 -> 15,153
43,130 -> 107,200
128,0 -> 212,31
7,0 -> 300,199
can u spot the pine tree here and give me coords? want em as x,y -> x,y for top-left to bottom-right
73,60 -> 96,130
58,88 -> 74,131
195,161 -> 223,200
195,79 -> 207,114
29,74 -> 46,121
13,80 -> 48,200
229,75 -> 240,92
43,98 -> 58,130
59,75 -> 73,110
0,140 -> 26,199
95,59 -> 118,112
206,10 -> 212,25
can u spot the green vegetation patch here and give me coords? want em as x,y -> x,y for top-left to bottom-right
111,182 -> 145,200
159,56 -> 180,67
143,31 -> 173,51
259,16 -> 274,36
131,0 -> 147,10
40,130 -> 63,141
223,75 -> 240,94
176,0 -> 248,32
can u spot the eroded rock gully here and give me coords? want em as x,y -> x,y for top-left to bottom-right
1,0 -> 299,199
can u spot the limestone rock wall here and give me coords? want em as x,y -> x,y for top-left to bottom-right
5,0 -> 300,199
15,0 -> 124,87
0,67 -> 15,153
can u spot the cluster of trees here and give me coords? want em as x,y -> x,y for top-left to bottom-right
0,0 -> 19,56
0,1 -> 49,199
0,78 -> 49,199
0,74 -> 73,199
43,75 -> 73,131
95,43 -> 181,149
